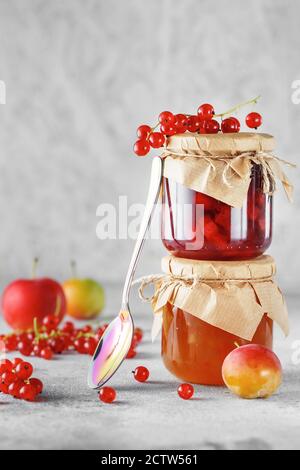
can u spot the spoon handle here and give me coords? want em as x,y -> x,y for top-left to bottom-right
121,157 -> 163,308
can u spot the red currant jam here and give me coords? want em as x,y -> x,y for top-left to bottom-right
161,164 -> 272,260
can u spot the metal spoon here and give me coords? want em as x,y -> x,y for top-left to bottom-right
88,157 -> 163,389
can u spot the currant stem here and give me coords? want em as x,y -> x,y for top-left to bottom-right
32,257 -> 39,279
151,122 -> 160,133
71,259 -> 77,278
214,95 -> 261,119
33,317 -> 40,341
234,341 -> 241,349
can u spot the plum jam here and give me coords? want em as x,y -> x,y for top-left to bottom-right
161,304 -> 273,386
161,164 -> 272,260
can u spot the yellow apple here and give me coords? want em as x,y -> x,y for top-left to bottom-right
62,278 -> 105,320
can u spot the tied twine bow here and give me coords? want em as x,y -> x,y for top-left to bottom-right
161,150 -> 296,203
133,272 -> 274,305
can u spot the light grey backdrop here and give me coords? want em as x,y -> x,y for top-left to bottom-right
0,0 -> 299,294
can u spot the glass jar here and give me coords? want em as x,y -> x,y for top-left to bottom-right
161,164 -> 273,261
162,304 -> 273,386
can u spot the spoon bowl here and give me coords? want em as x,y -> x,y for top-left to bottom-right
88,310 -> 133,389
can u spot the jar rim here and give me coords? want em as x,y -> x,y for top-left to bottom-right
165,132 -> 275,156
161,255 -> 276,281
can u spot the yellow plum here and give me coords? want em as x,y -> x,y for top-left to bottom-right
222,344 -> 282,399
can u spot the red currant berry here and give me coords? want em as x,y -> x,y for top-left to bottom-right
95,324 -> 108,338
73,337 -> 86,354
0,359 -> 13,374
11,358 -> 23,369
17,341 -> 33,357
29,378 -> 43,394
19,384 -> 37,402
126,348 -> 137,359
43,315 -> 59,331
246,112 -> 262,129
177,383 -> 194,400
160,124 -> 176,136
149,132 -> 165,148
94,333 -> 102,343
26,332 -> 35,342
187,115 -> 201,133
32,344 -> 42,357
174,114 -> 188,133
99,387 -> 116,404
15,362 -> 33,380
4,335 -> 18,352
1,371 -> 17,386
40,347 -> 53,360
197,103 -> 215,120
84,337 -> 97,356
48,337 -> 65,354
158,111 -> 175,125
133,139 -> 150,157
204,119 -> 220,134
133,366 -> 149,383
0,381 -> 9,393
221,117 -> 240,134
61,335 -> 71,350
81,325 -> 93,333
136,124 -> 151,139
16,333 -> 28,343
36,339 -> 47,349
61,321 -> 75,334
8,380 -> 24,399
134,328 -> 143,343
231,117 -> 241,131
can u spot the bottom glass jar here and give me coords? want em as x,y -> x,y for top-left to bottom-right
162,304 -> 273,386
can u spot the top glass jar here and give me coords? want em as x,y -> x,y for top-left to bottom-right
161,133 -> 275,261
161,166 -> 272,260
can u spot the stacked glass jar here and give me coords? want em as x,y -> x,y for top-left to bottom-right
158,132 -> 288,385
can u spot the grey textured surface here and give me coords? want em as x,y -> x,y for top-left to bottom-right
0,286 -> 299,451
0,0 -> 299,293
0,0 -> 299,452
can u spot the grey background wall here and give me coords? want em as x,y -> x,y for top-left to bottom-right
0,0 -> 299,295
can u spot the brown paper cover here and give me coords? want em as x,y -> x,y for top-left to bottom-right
146,255 -> 289,341
162,133 -> 294,207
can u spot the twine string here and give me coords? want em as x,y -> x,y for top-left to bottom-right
132,273 -> 274,303
161,150 -> 295,197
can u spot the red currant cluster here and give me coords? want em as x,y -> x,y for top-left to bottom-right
133,97 -> 263,157
0,357 -> 43,401
0,319 -> 144,362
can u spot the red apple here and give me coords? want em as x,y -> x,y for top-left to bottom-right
222,344 -> 282,399
2,278 -> 66,331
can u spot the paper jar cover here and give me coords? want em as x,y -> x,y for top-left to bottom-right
144,255 -> 289,342
162,132 -> 294,207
